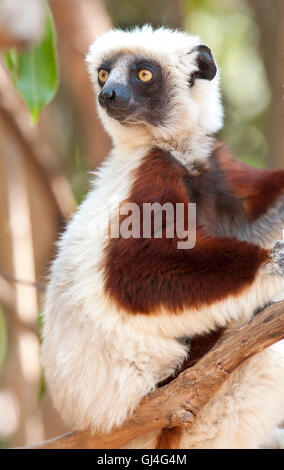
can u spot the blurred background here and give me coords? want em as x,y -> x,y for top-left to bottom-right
0,0 -> 283,448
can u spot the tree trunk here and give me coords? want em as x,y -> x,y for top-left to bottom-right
49,0 -> 112,168
249,0 -> 284,168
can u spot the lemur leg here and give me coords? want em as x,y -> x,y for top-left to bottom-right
179,341 -> 284,449
123,340 -> 284,450
240,197 -> 284,248
123,338 -> 284,450
215,144 -> 284,247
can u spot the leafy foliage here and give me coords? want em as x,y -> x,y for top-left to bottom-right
5,3 -> 59,123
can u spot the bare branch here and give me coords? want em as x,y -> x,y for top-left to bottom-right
0,270 -> 45,292
0,64 -> 76,220
25,299 -> 284,449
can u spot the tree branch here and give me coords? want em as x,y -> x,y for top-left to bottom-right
26,299 -> 284,449
0,64 -> 76,220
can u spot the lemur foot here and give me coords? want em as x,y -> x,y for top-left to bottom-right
264,241 -> 284,276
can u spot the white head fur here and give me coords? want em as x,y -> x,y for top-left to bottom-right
86,25 -> 223,159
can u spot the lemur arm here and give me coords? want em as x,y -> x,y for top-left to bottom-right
104,229 -> 270,314
214,143 -> 284,220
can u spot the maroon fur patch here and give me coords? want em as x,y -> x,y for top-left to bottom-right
103,148 -> 269,314
214,142 -> 284,220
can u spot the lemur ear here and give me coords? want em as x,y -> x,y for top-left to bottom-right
189,45 -> 217,86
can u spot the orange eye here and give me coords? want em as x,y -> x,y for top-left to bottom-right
138,69 -> 153,83
98,69 -> 109,83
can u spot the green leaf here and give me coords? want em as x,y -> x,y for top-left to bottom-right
39,370 -> 46,400
5,3 -> 59,123
0,306 -> 7,373
37,310 -> 44,336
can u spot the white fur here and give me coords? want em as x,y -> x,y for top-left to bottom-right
179,342 -> 284,449
41,26 -> 284,448
41,148 -> 284,439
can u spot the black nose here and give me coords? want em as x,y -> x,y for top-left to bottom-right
98,87 -> 115,107
98,84 -> 130,109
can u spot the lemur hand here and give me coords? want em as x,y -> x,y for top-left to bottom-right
265,241 -> 284,276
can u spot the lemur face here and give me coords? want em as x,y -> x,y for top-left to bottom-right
86,26 -> 223,144
97,54 -> 168,126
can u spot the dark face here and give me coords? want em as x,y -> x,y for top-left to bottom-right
97,55 -> 169,126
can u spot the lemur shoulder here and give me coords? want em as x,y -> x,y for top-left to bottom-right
41,25 -> 284,449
